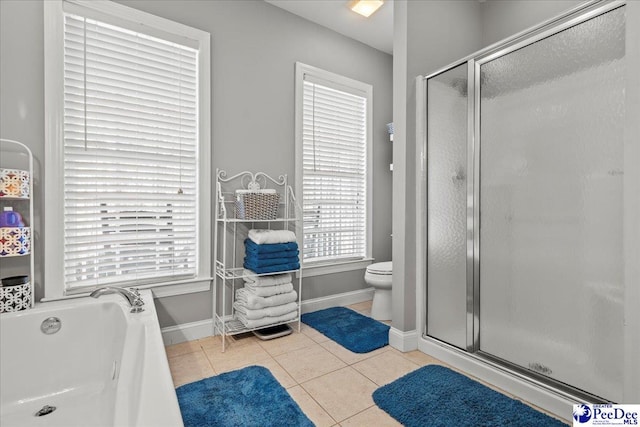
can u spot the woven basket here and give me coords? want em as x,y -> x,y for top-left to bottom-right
235,191 -> 280,220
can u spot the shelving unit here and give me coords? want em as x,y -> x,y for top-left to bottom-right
213,169 -> 302,351
0,139 -> 35,311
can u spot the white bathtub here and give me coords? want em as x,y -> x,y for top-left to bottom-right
0,290 -> 183,427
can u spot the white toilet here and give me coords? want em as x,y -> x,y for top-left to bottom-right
364,261 -> 392,320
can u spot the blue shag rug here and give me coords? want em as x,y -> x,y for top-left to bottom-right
373,365 -> 566,427
176,366 -> 313,427
301,306 -> 389,353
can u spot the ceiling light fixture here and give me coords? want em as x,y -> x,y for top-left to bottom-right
349,0 -> 384,18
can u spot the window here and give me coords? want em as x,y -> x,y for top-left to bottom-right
295,63 -> 372,276
45,0 -> 211,297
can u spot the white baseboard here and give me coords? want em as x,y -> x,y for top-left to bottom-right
418,336 -> 574,422
161,288 -> 374,345
161,318 -> 213,346
300,287 -> 374,313
389,327 -> 418,352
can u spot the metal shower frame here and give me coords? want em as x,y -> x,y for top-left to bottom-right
416,0 -> 626,403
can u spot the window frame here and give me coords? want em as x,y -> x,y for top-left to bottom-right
44,0 -> 211,299
294,62 -> 373,278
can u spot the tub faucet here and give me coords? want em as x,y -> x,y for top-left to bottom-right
89,287 -> 145,313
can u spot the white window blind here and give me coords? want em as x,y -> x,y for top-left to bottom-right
62,13 -> 199,289
302,77 -> 368,262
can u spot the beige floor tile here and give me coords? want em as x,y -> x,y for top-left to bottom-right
214,357 -> 298,389
275,343 -> 347,383
200,332 -> 257,351
319,339 -> 390,365
352,349 -> 420,386
204,339 -> 272,372
358,308 -> 372,317
196,335 -> 220,349
168,350 -> 215,387
257,331 -> 316,357
347,300 -> 372,312
302,366 -> 378,422
165,340 -> 203,359
167,332 -> 570,426
288,385 -> 337,427
401,350 -> 445,366
300,323 -> 331,343
340,406 -> 402,427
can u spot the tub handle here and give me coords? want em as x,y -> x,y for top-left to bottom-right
129,288 -> 145,313
130,298 -> 145,313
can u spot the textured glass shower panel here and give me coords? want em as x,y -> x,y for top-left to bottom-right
427,63 -> 468,349
479,7 -> 625,401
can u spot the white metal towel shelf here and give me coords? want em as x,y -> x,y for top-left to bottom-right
212,169 -> 303,352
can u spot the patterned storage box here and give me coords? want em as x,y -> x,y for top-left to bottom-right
0,282 -> 31,313
0,227 -> 31,256
0,168 -> 30,198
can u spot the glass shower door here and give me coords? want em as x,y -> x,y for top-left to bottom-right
478,6 -> 626,401
426,63 -> 468,349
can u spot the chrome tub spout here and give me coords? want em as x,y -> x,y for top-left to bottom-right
89,287 -> 145,313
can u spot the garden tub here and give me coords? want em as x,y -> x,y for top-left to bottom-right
0,290 -> 182,426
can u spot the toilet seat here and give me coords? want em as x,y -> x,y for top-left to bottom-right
366,261 -> 392,275
364,261 -> 393,321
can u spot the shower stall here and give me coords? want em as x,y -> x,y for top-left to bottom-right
419,0 -> 638,406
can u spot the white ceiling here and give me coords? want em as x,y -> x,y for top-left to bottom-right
264,0 -> 394,54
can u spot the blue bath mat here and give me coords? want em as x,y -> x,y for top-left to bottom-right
176,366 -> 313,427
301,306 -> 389,353
373,365 -> 566,427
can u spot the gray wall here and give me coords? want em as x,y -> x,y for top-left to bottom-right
393,0 -> 586,332
481,0 -> 584,46
393,0 -> 483,331
0,0 -> 45,307
0,0 -> 393,328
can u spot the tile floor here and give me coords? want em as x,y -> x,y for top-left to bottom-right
165,300 -> 568,426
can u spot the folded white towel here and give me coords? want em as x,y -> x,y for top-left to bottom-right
233,301 -> 298,320
243,270 -> 292,287
248,229 -> 297,245
236,309 -> 298,329
235,288 -> 298,309
244,282 -> 293,297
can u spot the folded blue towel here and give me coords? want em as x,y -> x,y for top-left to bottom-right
244,256 -> 299,269
245,249 -> 300,260
245,239 -> 298,254
244,262 -> 301,274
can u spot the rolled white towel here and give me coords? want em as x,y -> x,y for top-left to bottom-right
243,270 -> 292,286
236,309 -> 298,329
235,288 -> 297,309
248,229 -> 297,245
233,301 -> 298,320
244,282 -> 293,297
